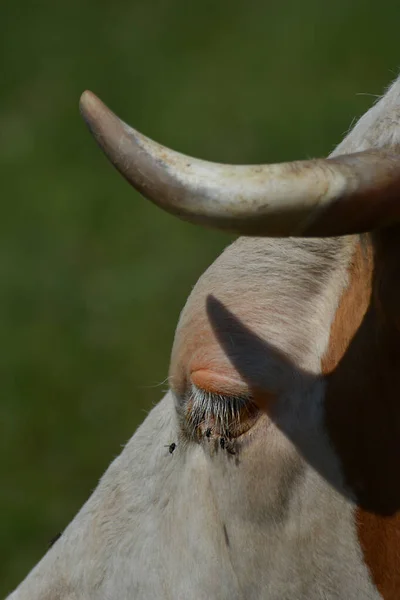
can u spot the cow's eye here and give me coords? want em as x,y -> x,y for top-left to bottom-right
183,384 -> 260,440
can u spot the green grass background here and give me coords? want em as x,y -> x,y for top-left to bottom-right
1,0 -> 399,593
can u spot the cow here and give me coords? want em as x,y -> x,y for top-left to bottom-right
6,73 -> 400,600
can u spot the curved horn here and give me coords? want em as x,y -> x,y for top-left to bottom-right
80,90 -> 400,237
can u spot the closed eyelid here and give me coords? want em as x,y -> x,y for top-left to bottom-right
190,368 -> 250,397
190,368 -> 276,413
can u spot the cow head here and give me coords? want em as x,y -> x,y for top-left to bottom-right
8,77 -> 400,600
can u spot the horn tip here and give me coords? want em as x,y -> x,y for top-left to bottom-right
79,90 -> 102,120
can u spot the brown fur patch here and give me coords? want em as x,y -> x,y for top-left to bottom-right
323,235 -> 400,598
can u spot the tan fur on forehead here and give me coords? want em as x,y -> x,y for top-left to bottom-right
170,235 -> 355,397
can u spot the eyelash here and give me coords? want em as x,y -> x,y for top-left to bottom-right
183,384 -> 254,437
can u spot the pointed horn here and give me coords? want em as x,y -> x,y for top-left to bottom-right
80,90 -> 400,237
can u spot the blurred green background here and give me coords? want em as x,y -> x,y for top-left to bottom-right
1,0 -> 399,594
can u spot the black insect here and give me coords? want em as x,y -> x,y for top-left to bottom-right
165,442 -> 176,454
48,532 -> 62,549
220,436 -> 236,455
205,427 -> 212,438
